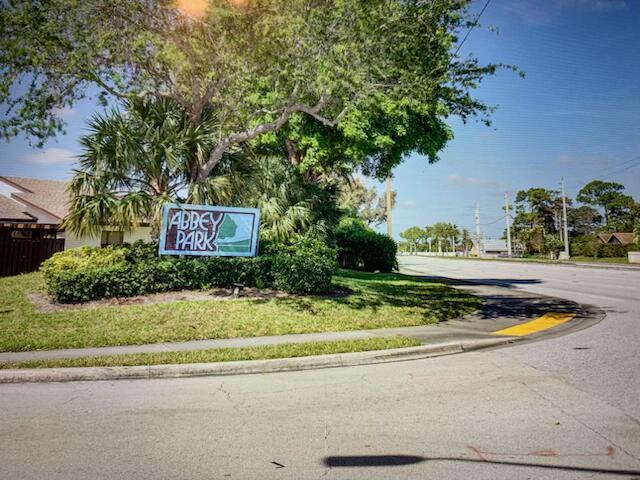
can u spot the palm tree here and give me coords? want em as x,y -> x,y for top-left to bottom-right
64,97 -> 238,239
240,156 -> 339,243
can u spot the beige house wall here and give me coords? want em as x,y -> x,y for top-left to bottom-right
62,226 -> 153,250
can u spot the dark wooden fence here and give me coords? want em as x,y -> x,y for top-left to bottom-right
0,238 -> 65,277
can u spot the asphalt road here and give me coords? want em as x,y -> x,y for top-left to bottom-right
399,256 -> 640,420
1,258 -> 639,479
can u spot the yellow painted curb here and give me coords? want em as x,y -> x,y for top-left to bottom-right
492,313 -> 575,337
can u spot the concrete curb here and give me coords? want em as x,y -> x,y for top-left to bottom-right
0,338 -> 517,384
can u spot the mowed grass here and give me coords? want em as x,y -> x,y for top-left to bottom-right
0,270 -> 481,352
570,256 -> 629,264
0,337 -> 421,369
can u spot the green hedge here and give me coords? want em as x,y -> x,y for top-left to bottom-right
41,240 -> 336,303
335,218 -> 397,272
570,236 -> 637,258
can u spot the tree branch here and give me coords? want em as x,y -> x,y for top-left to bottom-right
198,92 -> 340,181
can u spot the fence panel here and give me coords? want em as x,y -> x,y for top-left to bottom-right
0,238 -> 65,277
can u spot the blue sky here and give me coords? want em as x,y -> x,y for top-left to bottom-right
1,0 -> 639,239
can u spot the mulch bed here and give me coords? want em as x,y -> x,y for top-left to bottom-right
28,286 -> 353,312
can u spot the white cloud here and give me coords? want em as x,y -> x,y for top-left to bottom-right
52,106 -> 75,119
447,175 -> 501,189
23,148 -> 77,166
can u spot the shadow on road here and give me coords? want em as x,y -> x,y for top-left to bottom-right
414,275 -> 578,321
322,455 -> 640,476
413,275 -> 543,289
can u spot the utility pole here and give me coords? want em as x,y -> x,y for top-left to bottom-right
560,179 -> 570,260
504,192 -> 513,257
475,204 -> 483,256
386,176 -> 393,238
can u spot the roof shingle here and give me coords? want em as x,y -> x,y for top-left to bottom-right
0,176 -> 69,220
0,195 -> 36,221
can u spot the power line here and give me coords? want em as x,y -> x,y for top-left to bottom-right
601,159 -> 640,181
454,0 -> 492,56
565,154 -> 640,187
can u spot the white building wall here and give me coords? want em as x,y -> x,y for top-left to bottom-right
62,227 -> 153,250
61,232 -> 101,250
124,226 -> 153,244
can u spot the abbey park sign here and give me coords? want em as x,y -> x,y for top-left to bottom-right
159,204 -> 260,257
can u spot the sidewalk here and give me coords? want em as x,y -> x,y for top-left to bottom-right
0,281 -> 603,365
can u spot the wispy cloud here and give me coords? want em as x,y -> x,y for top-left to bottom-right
447,175 -> 502,189
23,148 -> 77,166
505,0 -> 626,25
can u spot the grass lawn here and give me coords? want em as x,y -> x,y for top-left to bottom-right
570,256 -> 629,264
0,270 -> 480,352
0,336 -> 421,369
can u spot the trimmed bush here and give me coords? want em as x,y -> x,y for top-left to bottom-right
41,241 -> 335,303
271,240 -> 337,294
335,218 -> 397,272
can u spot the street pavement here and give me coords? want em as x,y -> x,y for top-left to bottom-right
399,256 -> 640,420
1,257 -> 639,479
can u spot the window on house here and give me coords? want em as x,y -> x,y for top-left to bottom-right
101,231 -> 124,247
11,230 -> 34,239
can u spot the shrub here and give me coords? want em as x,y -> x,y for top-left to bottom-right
571,236 -> 635,258
570,236 -> 599,257
42,240 -> 335,302
596,243 -> 634,258
335,218 -> 397,272
271,239 -> 337,294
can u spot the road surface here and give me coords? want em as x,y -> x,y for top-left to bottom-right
1,257 -> 639,479
399,256 -> 640,419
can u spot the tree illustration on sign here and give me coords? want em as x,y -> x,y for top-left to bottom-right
217,214 -> 238,240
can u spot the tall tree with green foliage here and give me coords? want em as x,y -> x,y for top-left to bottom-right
577,180 -> 637,231
511,188 -> 565,254
577,181 -> 625,226
567,205 -> 602,237
1,0 -> 516,186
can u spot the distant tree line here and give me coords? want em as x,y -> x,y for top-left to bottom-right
398,223 -> 472,254
399,179 -> 639,258
511,180 -> 638,256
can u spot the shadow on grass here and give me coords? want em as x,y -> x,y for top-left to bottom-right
268,270 -> 482,321
322,455 -> 640,476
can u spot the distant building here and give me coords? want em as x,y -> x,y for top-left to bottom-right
470,238 -> 509,258
0,176 -> 152,275
596,232 -> 635,246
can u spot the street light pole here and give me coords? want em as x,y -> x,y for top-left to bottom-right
560,179 -> 570,260
475,204 -> 483,256
504,192 -> 513,257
